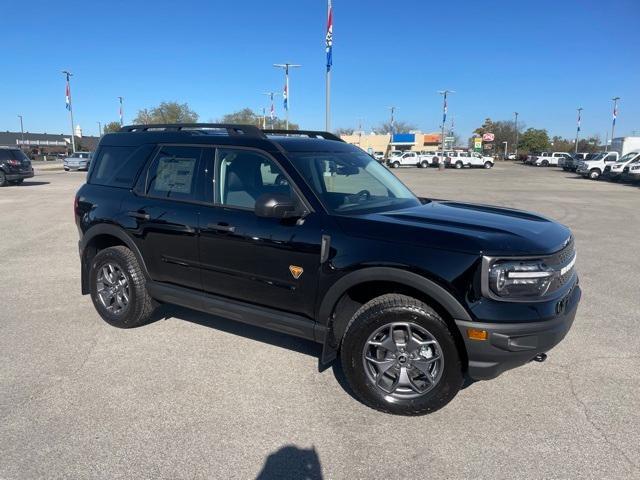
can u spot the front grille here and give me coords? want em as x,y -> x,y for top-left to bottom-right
544,238 -> 576,295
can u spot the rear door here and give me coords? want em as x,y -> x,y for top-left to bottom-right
123,145 -> 205,290
198,147 -> 322,318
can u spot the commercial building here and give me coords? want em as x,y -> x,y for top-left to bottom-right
341,131 -> 444,155
0,130 -> 100,159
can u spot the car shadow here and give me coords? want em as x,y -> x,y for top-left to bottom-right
16,181 -> 50,186
255,445 -> 323,480
158,304 -> 323,360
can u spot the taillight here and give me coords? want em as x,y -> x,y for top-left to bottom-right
7,159 -> 20,166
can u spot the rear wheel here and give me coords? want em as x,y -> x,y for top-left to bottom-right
0,171 -> 7,187
392,161 -> 400,169
341,294 -> 463,415
455,161 -> 463,169
484,161 -> 493,169
420,161 -> 429,168
541,160 -> 549,167
89,246 -> 156,328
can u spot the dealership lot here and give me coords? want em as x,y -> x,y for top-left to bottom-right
1,164 -> 638,479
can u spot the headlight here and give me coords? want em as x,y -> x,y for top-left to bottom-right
487,260 -> 554,298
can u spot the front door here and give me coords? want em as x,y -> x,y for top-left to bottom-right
198,147 -> 322,319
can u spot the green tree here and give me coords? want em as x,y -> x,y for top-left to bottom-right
103,121 -> 121,134
576,135 -> 601,153
519,128 -> 551,153
472,118 -> 525,154
550,136 -> 574,152
133,101 -> 199,124
219,107 -> 298,130
335,127 -> 355,135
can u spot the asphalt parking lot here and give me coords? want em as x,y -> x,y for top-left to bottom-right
1,163 -> 639,480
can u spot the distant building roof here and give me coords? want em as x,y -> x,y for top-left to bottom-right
0,131 -> 100,151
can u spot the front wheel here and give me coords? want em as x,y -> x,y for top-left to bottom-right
589,169 -> 601,180
420,161 -> 429,168
484,161 -> 493,169
392,161 -> 400,169
89,246 -> 156,328
341,294 -> 463,415
0,171 -> 7,187
455,161 -> 463,169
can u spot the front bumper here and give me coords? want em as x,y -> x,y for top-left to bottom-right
455,283 -> 581,380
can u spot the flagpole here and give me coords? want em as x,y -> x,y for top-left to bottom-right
611,96 -> 620,150
575,107 -> 583,154
274,63 -> 301,131
325,0 -> 333,132
62,70 -> 76,153
118,96 -> 124,126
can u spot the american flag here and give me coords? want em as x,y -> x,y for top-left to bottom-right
326,1 -> 333,73
612,104 -> 617,126
119,97 -> 123,124
270,93 -> 275,120
442,96 -> 447,125
65,74 -> 71,111
577,110 -> 581,132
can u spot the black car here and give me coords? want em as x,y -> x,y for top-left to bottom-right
0,147 -> 34,186
75,124 -> 581,415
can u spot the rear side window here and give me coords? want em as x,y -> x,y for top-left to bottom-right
0,150 -> 14,161
145,146 -> 202,202
90,146 -> 138,187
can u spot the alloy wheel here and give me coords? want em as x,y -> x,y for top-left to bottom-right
363,322 -> 443,400
96,263 -> 130,315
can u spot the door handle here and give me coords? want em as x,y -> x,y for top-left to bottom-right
128,211 -> 150,221
207,223 -> 236,233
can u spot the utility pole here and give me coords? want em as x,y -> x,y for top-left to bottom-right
97,121 -> 102,137
503,141 -> 508,158
273,63 -> 301,130
575,107 -> 583,154
261,107 -> 266,129
118,96 -> 124,126
325,0 -> 333,132
388,106 -> 396,135
263,92 -> 280,129
438,90 -> 454,155
514,111 -> 519,158
62,70 -> 76,153
17,115 -> 24,149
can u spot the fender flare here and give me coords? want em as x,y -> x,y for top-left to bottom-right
317,267 -> 472,364
80,224 -> 150,293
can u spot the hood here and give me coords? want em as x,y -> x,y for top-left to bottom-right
337,201 -> 571,256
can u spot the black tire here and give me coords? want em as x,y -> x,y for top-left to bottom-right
420,161 -> 429,168
455,161 -> 463,169
14,179 -> 24,185
0,171 -> 7,187
340,294 -> 463,415
392,161 -> 400,169
541,160 -> 549,167
484,161 -> 493,169
89,246 -> 155,328
64,168 -> 70,171
589,169 -> 600,180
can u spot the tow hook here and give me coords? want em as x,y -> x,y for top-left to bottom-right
532,353 -> 547,363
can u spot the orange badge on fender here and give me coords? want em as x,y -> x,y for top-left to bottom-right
289,265 -> 304,279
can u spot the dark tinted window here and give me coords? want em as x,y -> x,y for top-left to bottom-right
9,150 -> 30,161
0,149 -> 16,161
90,146 -> 138,187
146,146 -> 202,202
216,148 -> 294,209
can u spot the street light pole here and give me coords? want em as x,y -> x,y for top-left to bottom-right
97,121 -> 102,137
438,90 -> 454,155
503,141 -> 508,158
575,107 -> 583,154
273,63 -> 301,130
514,111 -> 519,158
118,96 -> 124,126
62,70 -> 76,153
17,115 -> 24,148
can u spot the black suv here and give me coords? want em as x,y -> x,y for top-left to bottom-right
0,147 -> 34,186
75,124 -> 581,415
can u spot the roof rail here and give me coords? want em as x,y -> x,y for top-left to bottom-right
119,123 -> 266,138
263,129 -> 344,142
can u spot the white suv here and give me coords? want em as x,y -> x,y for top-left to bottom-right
387,151 -> 428,168
446,152 -> 494,169
606,151 -> 640,180
534,152 -> 572,167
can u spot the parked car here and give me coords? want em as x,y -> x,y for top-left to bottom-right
372,151 -> 385,163
0,147 -> 34,186
576,151 -> 619,179
387,151 -> 430,168
64,151 -> 93,171
525,152 -> 549,165
74,123 -> 580,415
605,150 -> 640,180
445,151 -> 494,169
627,158 -> 640,181
533,152 -> 572,167
563,152 -> 598,172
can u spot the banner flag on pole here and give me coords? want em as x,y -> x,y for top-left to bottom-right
442,95 -> 447,125
326,0 -> 333,72
65,74 -> 71,111
283,82 -> 288,111
577,110 -> 581,132
612,104 -> 617,126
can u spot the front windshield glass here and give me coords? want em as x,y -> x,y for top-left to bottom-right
588,153 -> 605,161
288,150 -> 421,214
615,152 -> 637,163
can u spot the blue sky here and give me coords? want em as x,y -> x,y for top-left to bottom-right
2,0 -> 639,140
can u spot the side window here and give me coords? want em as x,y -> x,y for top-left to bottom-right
91,146 -> 136,187
146,146 -> 202,202
216,148 -> 294,210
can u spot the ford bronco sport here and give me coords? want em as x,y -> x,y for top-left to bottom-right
75,124 -> 581,415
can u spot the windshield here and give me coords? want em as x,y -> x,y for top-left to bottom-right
288,150 -> 421,214
587,153 -> 606,161
615,152 -> 638,163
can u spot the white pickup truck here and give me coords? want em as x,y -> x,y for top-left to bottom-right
387,151 -> 432,168
575,151 -> 619,179
606,150 -> 640,180
445,151 -> 494,169
533,152 -> 573,167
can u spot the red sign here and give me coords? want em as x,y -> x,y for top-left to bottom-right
482,133 -> 495,142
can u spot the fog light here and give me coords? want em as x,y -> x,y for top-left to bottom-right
467,328 -> 488,341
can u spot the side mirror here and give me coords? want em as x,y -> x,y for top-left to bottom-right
255,193 -> 299,219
